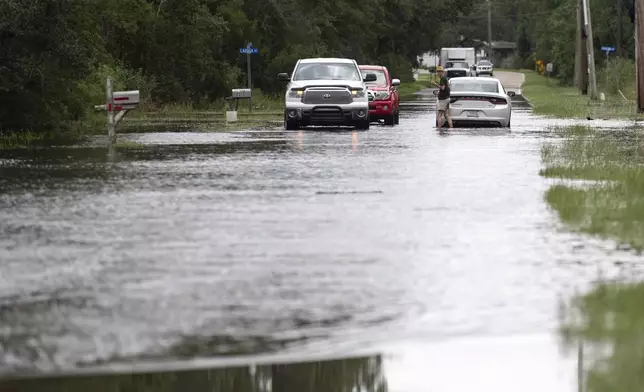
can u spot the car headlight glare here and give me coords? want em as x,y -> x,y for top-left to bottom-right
287,89 -> 303,99
351,89 -> 366,99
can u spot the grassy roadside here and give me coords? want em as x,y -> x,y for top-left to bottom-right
520,69 -> 643,119
1,75 -> 434,148
399,73 -> 439,100
541,124 -> 644,250
546,125 -> 644,392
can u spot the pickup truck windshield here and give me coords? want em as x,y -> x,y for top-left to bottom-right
362,69 -> 387,86
446,62 -> 469,69
293,63 -> 362,81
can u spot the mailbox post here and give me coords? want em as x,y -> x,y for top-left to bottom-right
94,77 -> 140,143
224,88 -> 252,123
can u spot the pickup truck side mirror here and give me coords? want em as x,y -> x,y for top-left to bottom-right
277,73 -> 290,82
391,78 -> 401,87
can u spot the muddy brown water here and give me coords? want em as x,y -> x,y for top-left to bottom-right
1,94 -> 644,391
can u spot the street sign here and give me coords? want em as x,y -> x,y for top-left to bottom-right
240,42 -> 258,54
601,46 -> 615,53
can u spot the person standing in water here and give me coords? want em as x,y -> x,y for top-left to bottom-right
433,66 -> 453,129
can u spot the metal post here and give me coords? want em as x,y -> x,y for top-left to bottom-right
606,51 -> 609,89
107,77 -> 116,143
636,0 -> 644,112
247,43 -> 252,114
579,0 -> 589,94
617,0 -> 623,57
583,0 -> 598,100
487,0 -> 493,61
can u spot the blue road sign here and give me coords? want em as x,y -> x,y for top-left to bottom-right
601,46 -> 615,52
240,42 -> 258,54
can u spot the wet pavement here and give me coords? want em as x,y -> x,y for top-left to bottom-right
1,79 -> 644,390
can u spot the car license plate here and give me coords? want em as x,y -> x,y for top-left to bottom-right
466,111 -> 479,117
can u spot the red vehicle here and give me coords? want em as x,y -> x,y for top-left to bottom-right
359,65 -> 401,126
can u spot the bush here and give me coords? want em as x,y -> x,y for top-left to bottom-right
597,57 -> 635,96
78,63 -> 157,112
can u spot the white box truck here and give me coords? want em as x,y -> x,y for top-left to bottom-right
440,47 -> 476,78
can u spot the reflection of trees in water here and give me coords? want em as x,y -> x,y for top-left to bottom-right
268,356 -> 387,392
0,355 -> 387,392
560,282 -> 644,392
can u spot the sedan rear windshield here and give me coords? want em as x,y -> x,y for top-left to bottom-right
293,63 -> 362,81
450,81 -> 499,93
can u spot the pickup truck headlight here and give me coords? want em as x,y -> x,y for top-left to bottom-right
375,91 -> 390,100
287,88 -> 304,100
351,89 -> 366,99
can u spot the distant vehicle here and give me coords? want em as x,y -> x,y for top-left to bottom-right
359,65 -> 401,126
432,77 -> 514,128
445,61 -> 472,78
277,58 -> 377,130
440,47 -> 476,78
474,60 -> 494,76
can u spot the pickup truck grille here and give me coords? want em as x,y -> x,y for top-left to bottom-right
307,107 -> 350,124
302,88 -> 352,105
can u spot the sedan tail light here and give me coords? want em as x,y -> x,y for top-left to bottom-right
450,96 -> 507,105
488,97 -> 507,105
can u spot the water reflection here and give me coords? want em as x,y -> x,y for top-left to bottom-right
560,282 -> 644,392
0,354 -> 387,392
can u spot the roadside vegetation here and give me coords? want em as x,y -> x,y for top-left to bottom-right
543,124 -> 644,392
1,0 -> 474,139
541,125 -> 644,250
520,59 -> 640,119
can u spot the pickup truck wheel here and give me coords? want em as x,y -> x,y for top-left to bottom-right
284,112 -> 299,130
394,111 -> 400,125
285,120 -> 299,130
355,120 -> 370,130
384,114 -> 395,126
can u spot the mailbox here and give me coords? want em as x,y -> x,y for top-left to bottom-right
231,88 -> 252,98
112,90 -> 140,110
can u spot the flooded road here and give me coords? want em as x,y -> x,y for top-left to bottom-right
1,86 -> 644,390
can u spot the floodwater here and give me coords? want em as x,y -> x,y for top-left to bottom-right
1,94 -> 644,391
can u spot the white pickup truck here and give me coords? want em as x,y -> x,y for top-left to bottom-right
278,58 -> 376,130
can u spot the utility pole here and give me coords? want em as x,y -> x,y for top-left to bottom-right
617,0 -> 623,56
487,0 -> 493,61
583,0 -> 598,99
576,0 -> 589,93
636,0 -> 644,111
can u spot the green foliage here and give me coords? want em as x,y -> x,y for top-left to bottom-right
0,0 -> 474,132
